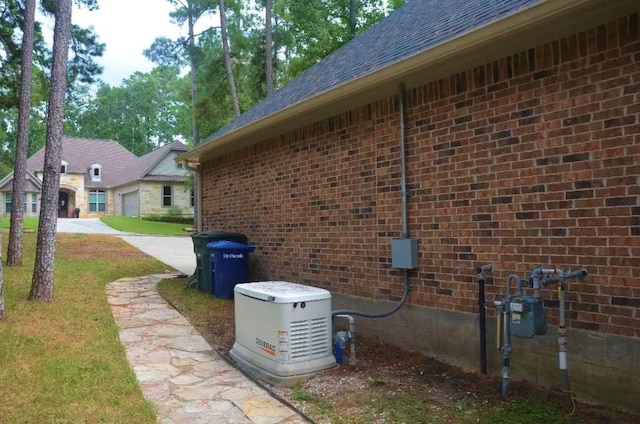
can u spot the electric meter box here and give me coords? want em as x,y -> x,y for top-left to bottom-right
230,281 -> 337,386
509,295 -> 548,338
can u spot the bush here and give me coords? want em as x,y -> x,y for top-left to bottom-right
142,214 -> 194,225
167,205 -> 184,217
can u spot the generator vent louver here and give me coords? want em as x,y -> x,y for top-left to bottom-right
290,317 -> 330,359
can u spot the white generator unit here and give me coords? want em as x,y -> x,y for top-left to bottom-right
230,281 -> 336,386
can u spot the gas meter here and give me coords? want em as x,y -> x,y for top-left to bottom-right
509,295 -> 548,338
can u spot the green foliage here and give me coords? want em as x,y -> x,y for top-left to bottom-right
58,0 -> 406,152
0,0 -> 104,176
68,24 -> 105,84
275,0 -> 400,81
65,67 -> 189,154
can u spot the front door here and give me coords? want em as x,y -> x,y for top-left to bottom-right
58,191 -> 69,218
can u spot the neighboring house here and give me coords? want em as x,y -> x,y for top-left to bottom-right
0,137 -> 193,218
178,0 -> 639,412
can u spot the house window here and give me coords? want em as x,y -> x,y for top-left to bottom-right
177,162 -> 184,169
190,190 -> 195,207
162,186 -> 172,207
90,164 -> 102,182
5,194 -> 28,214
31,193 -> 37,213
60,161 -> 68,174
88,190 -> 106,212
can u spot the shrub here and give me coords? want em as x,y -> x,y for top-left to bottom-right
142,214 -> 194,225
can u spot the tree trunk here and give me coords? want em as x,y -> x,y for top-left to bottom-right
0,232 -> 4,319
29,0 -> 73,302
187,0 -> 199,144
0,247 -> 4,319
219,0 -> 240,118
349,0 -> 357,40
265,0 -> 274,95
7,0 -> 37,268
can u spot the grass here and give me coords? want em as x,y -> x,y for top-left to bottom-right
0,231 -> 169,423
0,216 -> 39,230
100,215 -> 193,235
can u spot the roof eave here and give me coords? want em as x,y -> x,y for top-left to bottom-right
176,0 -> 637,165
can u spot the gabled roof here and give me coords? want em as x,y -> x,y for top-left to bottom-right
113,140 -> 188,186
0,169 -> 42,192
24,137 -> 189,189
178,0 -> 636,164
136,141 -> 187,179
27,137 -> 137,187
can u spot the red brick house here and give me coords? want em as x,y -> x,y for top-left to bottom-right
178,0 -> 640,411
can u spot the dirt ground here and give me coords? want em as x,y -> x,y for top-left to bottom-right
202,300 -> 639,424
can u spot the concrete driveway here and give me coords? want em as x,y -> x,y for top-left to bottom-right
56,218 -> 196,276
56,217 -> 127,234
118,235 -> 195,276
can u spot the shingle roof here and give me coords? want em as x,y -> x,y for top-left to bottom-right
113,140 -> 187,186
27,137 -> 137,187
26,138 -> 188,188
204,0 -> 542,143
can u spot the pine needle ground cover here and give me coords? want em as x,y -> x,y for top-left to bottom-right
0,232 -> 169,423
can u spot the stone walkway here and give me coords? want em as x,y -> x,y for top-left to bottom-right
107,273 -> 309,424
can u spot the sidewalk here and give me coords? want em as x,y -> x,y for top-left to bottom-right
107,273 -> 308,424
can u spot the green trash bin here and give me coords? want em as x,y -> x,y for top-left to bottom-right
190,231 -> 248,293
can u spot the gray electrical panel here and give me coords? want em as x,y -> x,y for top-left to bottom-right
509,296 -> 548,338
391,238 -> 419,269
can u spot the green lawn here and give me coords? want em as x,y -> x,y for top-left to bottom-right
100,215 -> 194,235
0,216 -> 39,230
0,231 -> 170,423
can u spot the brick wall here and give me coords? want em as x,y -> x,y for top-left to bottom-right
201,14 -> 639,408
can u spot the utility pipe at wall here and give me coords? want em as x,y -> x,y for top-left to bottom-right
334,314 -> 356,365
501,274 -> 523,399
332,84 -> 411,319
182,161 -> 202,231
556,268 -> 587,392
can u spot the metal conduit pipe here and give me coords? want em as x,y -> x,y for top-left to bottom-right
332,83 -> 411,319
501,274 -> 522,399
556,268 -> 587,392
477,264 -> 493,375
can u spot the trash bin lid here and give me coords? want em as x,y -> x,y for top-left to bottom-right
192,231 -> 246,240
207,240 -> 255,251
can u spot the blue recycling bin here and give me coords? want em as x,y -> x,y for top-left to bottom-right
206,240 -> 255,299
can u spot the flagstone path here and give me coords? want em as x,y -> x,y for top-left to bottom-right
107,273 -> 308,424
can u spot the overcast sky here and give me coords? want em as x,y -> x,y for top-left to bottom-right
66,0 -> 216,86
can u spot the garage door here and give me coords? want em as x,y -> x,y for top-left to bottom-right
122,191 -> 139,216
